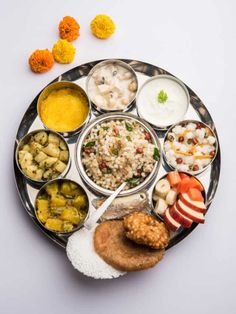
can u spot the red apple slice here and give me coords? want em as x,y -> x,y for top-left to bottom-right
170,204 -> 193,228
176,200 -> 205,224
180,193 -> 206,213
164,208 -> 181,232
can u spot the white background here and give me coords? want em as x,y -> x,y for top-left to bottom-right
1,0 -> 235,313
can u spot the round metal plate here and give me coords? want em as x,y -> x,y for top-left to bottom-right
13,59 -> 221,250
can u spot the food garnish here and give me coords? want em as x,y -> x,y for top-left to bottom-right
153,147 -> 160,161
157,89 -> 168,103
28,49 -> 54,73
126,177 -> 140,187
58,16 -> 80,42
52,39 -> 76,64
84,141 -> 96,148
125,122 -> 133,131
90,14 -> 116,39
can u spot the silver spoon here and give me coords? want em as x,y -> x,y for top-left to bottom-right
83,182 -> 127,230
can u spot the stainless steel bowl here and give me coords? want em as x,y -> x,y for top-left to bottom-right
86,59 -> 138,113
163,119 -> 219,175
37,81 -> 91,138
75,112 -> 162,196
136,74 -> 190,130
15,129 -> 71,185
34,178 -> 89,235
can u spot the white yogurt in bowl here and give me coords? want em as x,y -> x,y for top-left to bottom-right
136,75 -> 190,129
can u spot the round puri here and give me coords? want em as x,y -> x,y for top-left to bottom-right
94,220 -> 165,272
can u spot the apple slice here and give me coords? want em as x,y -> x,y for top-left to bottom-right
170,204 -> 193,228
188,188 -> 204,202
164,208 -> 181,232
176,200 -> 205,224
180,193 -> 206,213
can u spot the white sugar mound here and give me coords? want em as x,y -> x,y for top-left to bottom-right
66,225 -> 126,279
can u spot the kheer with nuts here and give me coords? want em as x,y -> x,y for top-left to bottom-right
87,61 -> 138,111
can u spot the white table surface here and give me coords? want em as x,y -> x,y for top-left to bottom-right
1,0 -> 235,313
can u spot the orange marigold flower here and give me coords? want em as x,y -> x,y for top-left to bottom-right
28,49 -> 54,73
59,16 -> 80,42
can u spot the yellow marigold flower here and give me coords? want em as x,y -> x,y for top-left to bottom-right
28,49 -> 54,73
90,14 -> 116,39
59,16 -> 80,42
52,39 -> 76,64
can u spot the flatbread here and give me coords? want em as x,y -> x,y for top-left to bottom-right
94,220 -> 164,272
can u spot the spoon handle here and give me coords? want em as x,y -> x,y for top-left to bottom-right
84,182 -> 126,230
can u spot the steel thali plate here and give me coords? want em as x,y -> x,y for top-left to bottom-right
13,59 -> 221,249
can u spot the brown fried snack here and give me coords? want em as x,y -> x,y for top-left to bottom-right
94,220 -> 164,272
123,212 -> 170,249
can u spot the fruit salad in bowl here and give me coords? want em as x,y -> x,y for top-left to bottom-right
152,171 -> 207,232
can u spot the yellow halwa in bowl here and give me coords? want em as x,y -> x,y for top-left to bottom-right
37,81 -> 90,137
